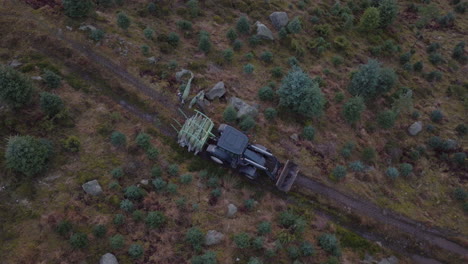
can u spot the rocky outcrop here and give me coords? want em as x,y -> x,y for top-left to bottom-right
408,121 -> 422,136
229,97 -> 258,118
269,12 -> 289,30
82,180 -> 103,196
206,82 -> 226,100
100,253 -> 118,264
227,203 -> 237,218
205,230 -> 224,246
255,21 -> 274,40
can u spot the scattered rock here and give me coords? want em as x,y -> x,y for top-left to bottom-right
176,69 -> 193,82
140,179 -> 149,185
290,134 -> 299,141
269,12 -> 289,30
206,81 -> 226,100
31,76 -> 42,81
66,26 -> 73,31
8,60 -> 22,68
227,203 -> 237,218
205,230 -> 225,246
229,97 -> 258,118
100,253 -> 118,264
408,121 -> 422,136
255,21 -> 274,40
378,256 -> 398,264
82,180 -> 103,196
79,24 -> 96,31
147,56 -> 158,64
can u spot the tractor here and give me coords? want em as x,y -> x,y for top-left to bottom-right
172,110 -> 299,192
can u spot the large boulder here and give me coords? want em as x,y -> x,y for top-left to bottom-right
378,256 -> 398,264
205,230 -> 225,246
100,253 -> 118,264
255,21 -> 274,40
82,180 -> 103,196
408,121 -> 423,136
229,97 -> 258,118
206,82 -> 226,100
227,203 -> 237,218
269,12 -> 289,30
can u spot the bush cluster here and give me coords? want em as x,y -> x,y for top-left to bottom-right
342,97 -> 365,124
318,233 -> 341,256
348,60 -> 396,101
40,92 -> 64,117
0,66 -> 33,108
5,136 -> 52,177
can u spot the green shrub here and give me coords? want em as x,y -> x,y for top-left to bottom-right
117,12 -> 131,30
438,12 -> 455,27
177,20 -> 193,31
168,32 -> 180,47
386,167 -> 399,179
56,220 -> 72,237
207,177 -> 219,188
128,244 -> 144,259
332,56 -> 344,66
124,185 -> 144,200
147,2 -> 157,14
40,92 -> 64,117
426,71 -> 442,82
455,124 -> 467,136
0,66 -> 33,108
234,232 -> 251,249
111,167 -> 124,179
348,60 -> 397,101
167,183 -> 178,194
359,7 -> 380,32
264,108 -> 277,121
187,0 -> 200,18
146,211 -> 166,228
244,199 -> 255,211
430,110 -> 444,123
110,234 -> 124,249
223,49 -> 234,63
62,0 -> 92,18
132,210 -> 145,222
377,110 -> 397,129
453,188 -> 467,201
223,106 -> 237,123
342,97 -> 365,124
452,41 -> 467,63
93,224 -> 106,238
427,42 -> 441,53
168,164 -> 179,176
279,27 -> 288,39
186,227 -> 204,251
70,233 -> 88,249
180,174 -> 193,184
279,210 -> 305,233
300,241 -> 315,256
143,27 -> 154,40
318,233 -> 341,256
349,161 -> 365,172
271,67 -> 283,78
302,126 -> 315,141
341,142 -> 355,159
141,45 -> 150,56
233,39 -> 243,51
277,67 -> 326,118
239,115 -> 256,131
260,51 -> 273,63
113,214 -> 125,226
258,86 -> 274,101
110,131 -> 126,147
191,251 -> 217,264
146,146 -> 159,160
198,34 -> 212,54
210,188 -> 222,198
399,163 -> 413,177
452,152 -> 466,166
136,132 -> 151,150
247,257 -> 262,264
378,0 -> 398,28
332,165 -> 347,180
287,17 -> 302,34
252,236 -> 264,249
429,53 -> 444,65
5,136 -> 51,177
413,61 -> 424,72
61,136 -> 80,153
287,246 -> 300,259
257,221 -> 271,235
249,35 -> 260,47
362,147 -> 376,163
42,70 -> 62,89
334,36 -> 350,50
236,16 -> 250,34
120,199 -> 134,212
243,63 -> 254,74
152,178 -> 167,192
226,28 -> 237,42
399,52 -> 412,65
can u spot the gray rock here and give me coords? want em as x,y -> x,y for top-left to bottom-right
100,253 -> 118,264
147,56 -> 158,64
408,121 -> 423,136
140,179 -> 149,185
82,180 -> 103,196
227,203 -> 237,218
206,82 -> 226,100
31,76 -> 43,81
378,256 -> 398,264
205,230 -> 225,246
79,24 -> 96,31
255,21 -> 274,40
290,134 -> 299,141
229,97 -> 258,118
269,12 -> 289,30
8,60 -> 22,68
66,26 -> 73,31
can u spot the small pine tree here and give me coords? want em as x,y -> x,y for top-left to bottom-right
128,244 -> 144,259
110,131 -> 126,147
168,32 -> 180,47
70,233 -> 88,249
93,224 -> 107,238
5,136 -> 51,177
386,167 -> 399,179
348,60 -> 396,100
378,0 -> 398,28
332,165 -> 347,180
42,70 -> 62,89
223,106 -> 237,123
186,0 -> 199,18
287,17 -> 302,34
223,49 -> 234,63
40,92 -> 64,117
143,27 -> 154,40
264,108 -> 277,121
260,51 -> 273,63
377,110 -> 397,129
258,86 -> 275,101
63,0 -> 92,18
117,12 -> 131,30
342,97 -> 365,124
186,227 -> 204,251
0,66 -> 33,108
236,16 -> 250,34
233,233 -> 251,249
110,234 -> 125,249
146,211 -> 166,228
243,64 -> 254,74
359,7 -> 381,32
239,115 -> 256,131
302,126 -> 315,141
198,35 -> 211,54
226,28 -> 237,43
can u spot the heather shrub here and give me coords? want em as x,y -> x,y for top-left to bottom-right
233,39 -> 243,51
168,164 -> 179,176
252,236 -> 264,250
426,71 -> 442,82
177,20 -> 193,30
223,49 -> 234,63
244,199 -> 255,211
377,110 -> 397,129
301,241 -> 315,256
349,161 -> 365,172
61,136 -> 80,153
452,41 -> 467,63
180,174 -> 193,184
239,115 -> 256,131
271,67 -> 283,78
378,0 -> 398,28
168,32 -> 180,47
146,146 -> 159,160
237,16 -> 250,34
120,199 -> 134,212
226,28 -> 237,42
56,220 -> 72,237
113,214 -> 125,225
186,0 -> 200,18
244,63 -> 254,74
152,178 -> 167,192
348,60 -> 396,100
430,110 -> 444,123
136,132 -> 151,150
359,7 -> 380,32
399,163 -> 413,177
124,185 -> 144,200
110,234 -> 125,249
257,221 -> 271,235
191,251 -> 218,264
143,27 -> 154,40
132,210 -> 145,221
287,246 -> 300,259
111,167 -> 124,179
93,224 -> 106,238
63,0 -> 92,18
260,51 -> 273,63
264,108 -> 277,121
362,147 -> 376,163
287,16 -> 302,34
198,32 -> 211,54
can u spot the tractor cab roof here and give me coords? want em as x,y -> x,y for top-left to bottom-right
217,125 -> 249,155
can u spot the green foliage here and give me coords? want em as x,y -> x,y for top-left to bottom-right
110,234 -> 125,249
42,70 -> 62,89
5,136 -> 51,177
386,167 -> 399,179
260,51 -> 273,63
168,32 -> 180,47
332,165 -> 347,180
62,0 -> 92,18
93,224 -> 107,238
56,220 -> 72,237
264,108 -> 277,121
132,210 -> 145,222
348,60 -> 396,101
113,214 -> 125,226
361,147 -> 376,164
223,49 -> 234,63
124,185 -> 144,200
180,174 -> 193,184
198,33 -> 212,54
452,41 -> 467,63
61,136 -> 81,153
168,164 -> 179,176
342,97 -> 365,124
111,167 -> 124,179
258,86 -> 274,101
223,106 -> 237,123
429,52 -> 444,65
399,52 -> 412,65
244,199 -> 255,211
128,244 -> 144,259
120,199 -> 134,212
0,66 -> 33,108
287,246 -> 300,259
287,17 -> 302,34
110,131 -> 126,147
377,110 -> 397,129
147,2 -> 157,14
430,110 -> 444,123
177,20 -> 193,31
96,0 -> 113,8
332,55 -> 344,66
277,67 -> 326,118
341,142 -> 355,159
234,232 -> 251,249
359,7 -> 381,32
239,115 -> 256,131
414,61 -> 424,72
141,45 -> 150,56
40,92 -> 64,117
146,146 -> 159,160
187,0 -> 200,18
437,12 -> 455,27
378,0 -> 398,28
279,211 -> 306,233
257,221 -> 271,235
302,126 -> 315,141
279,27 -> 288,39
399,163 -> 413,177
210,188 -> 221,198
143,27 -> 154,40
244,63 -> 254,74
452,152 -> 466,166
233,39 -> 243,51
427,42 -> 441,53
136,132 -> 151,150
152,178 -> 167,192
271,67 -> 283,78
236,16 -> 250,34
70,233 -> 88,249
252,236 -> 264,249
300,241 -> 315,256
247,257 -> 263,264
349,161 -> 365,172
226,28 -> 238,43
167,183 -> 178,194
318,233 -> 341,256
426,71 -> 442,82
117,12 -> 131,30
89,28 -> 105,42
146,211 -> 166,228
186,227 -> 204,251
453,188 -> 467,201
191,251 -> 217,264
